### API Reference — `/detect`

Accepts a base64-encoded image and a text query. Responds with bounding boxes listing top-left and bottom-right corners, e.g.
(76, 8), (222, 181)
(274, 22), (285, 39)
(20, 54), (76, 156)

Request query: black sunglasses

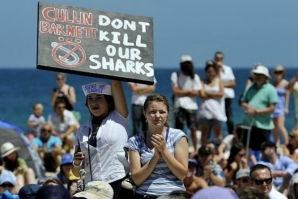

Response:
(253, 178), (272, 185)
(1, 183), (14, 188)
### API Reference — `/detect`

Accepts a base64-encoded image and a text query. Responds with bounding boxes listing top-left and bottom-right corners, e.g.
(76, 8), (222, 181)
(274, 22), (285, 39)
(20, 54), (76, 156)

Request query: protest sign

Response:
(37, 1), (154, 84)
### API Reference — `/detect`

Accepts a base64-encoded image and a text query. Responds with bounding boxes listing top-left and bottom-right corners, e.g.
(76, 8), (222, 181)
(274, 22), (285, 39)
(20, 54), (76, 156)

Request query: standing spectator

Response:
(287, 72), (298, 129)
(215, 51), (236, 135)
(235, 169), (250, 189)
(183, 159), (208, 194)
(128, 78), (156, 135)
(1, 142), (35, 186)
(171, 55), (201, 154)
(48, 99), (78, 152)
(240, 65), (278, 151)
(198, 61), (226, 146)
(195, 146), (225, 187)
(250, 164), (286, 199)
(257, 141), (298, 195)
(271, 65), (289, 146)
(126, 94), (188, 198)
(51, 72), (76, 112)
(26, 103), (45, 142)
(72, 81), (131, 199)
(32, 123), (63, 172)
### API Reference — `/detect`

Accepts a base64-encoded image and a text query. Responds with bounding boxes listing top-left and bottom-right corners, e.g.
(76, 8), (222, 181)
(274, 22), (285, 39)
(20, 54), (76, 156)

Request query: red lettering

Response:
(84, 13), (92, 25)
(42, 7), (55, 22)
(57, 24), (66, 36)
(76, 26), (82, 38)
(39, 21), (50, 33)
(49, 23), (58, 35)
(67, 26), (76, 37)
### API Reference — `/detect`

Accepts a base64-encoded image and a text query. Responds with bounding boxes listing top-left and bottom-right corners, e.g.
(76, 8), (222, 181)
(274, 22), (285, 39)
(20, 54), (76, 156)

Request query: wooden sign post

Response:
(37, 2), (154, 84)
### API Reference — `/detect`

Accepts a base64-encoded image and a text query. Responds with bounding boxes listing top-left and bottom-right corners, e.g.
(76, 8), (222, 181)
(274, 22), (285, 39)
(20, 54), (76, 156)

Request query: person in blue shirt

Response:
(32, 123), (62, 172)
(257, 141), (298, 196)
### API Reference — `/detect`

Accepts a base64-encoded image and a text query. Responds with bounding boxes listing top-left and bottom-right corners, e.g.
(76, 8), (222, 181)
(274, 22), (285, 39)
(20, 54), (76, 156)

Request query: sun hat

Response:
(81, 82), (112, 96)
(18, 184), (41, 199)
(61, 153), (73, 166)
(236, 169), (250, 180)
(191, 186), (239, 199)
(73, 181), (114, 199)
(1, 142), (20, 158)
(35, 185), (71, 199)
(252, 65), (270, 78)
(181, 55), (192, 63)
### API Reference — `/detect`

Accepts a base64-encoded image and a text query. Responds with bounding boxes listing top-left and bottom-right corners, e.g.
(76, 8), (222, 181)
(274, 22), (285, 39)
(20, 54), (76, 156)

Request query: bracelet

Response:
(72, 161), (83, 168)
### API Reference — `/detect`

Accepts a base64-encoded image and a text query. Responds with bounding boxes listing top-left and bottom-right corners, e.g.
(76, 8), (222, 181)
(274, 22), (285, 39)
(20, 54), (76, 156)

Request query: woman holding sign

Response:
(72, 80), (131, 199)
(125, 94), (188, 199)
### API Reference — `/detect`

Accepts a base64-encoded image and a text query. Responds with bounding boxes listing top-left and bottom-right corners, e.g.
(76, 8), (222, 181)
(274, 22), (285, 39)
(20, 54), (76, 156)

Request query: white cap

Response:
(81, 82), (112, 96)
(181, 55), (192, 63)
(73, 181), (114, 199)
(252, 65), (270, 78)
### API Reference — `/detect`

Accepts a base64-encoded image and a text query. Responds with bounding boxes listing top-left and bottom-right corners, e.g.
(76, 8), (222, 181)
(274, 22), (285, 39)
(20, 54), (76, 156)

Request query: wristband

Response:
(72, 161), (83, 168)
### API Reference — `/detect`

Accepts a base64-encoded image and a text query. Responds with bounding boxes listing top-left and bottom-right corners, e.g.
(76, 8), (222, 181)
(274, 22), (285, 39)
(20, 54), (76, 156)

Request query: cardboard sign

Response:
(37, 1), (154, 84)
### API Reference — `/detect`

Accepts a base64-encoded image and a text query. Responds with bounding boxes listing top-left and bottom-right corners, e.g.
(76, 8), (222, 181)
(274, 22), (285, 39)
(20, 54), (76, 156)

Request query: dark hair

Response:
(236, 186), (270, 199)
(227, 143), (245, 166)
(36, 184), (71, 199)
(205, 61), (218, 74)
(180, 61), (195, 79)
(43, 178), (64, 186)
(250, 164), (272, 179)
(3, 152), (19, 172)
(54, 98), (67, 108)
(143, 94), (170, 127)
(85, 95), (115, 118)
(214, 51), (224, 58)
(169, 190), (192, 199)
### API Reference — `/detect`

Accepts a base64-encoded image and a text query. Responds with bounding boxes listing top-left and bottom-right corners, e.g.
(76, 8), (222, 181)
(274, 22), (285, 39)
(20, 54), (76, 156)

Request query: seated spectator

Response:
(0, 170), (16, 194)
(223, 143), (248, 185)
(35, 185), (71, 199)
(235, 169), (250, 189)
(257, 141), (298, 195)
(236, 187), (269, 199)
(26, 103), (45, 142)
(48, 99), (78, 152)
(183, 159), (208, 194)
(191, 186), (238, 199)
(195, 146), (225, 187)
(250, 164), (287, 199)
(18, 184), (41, 199)
(72, 181), (113, 199)
(289, 169), (298, 199)
(1, 142), (35, 186)
(32, 123), (62, 172)
(55, 153), (73, 188)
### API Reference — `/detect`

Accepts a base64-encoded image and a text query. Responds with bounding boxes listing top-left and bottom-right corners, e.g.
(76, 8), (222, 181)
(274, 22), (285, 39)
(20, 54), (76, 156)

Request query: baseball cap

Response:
(0, 170), (16, 186)
(61, 153), (73, 166)
(252, 65), (270, 78)
(191, 186), (239, 199)
(73, 181), (114, 199)
(236, 169), (250, 180)
(260, 141), (276, 151)
(18, 184), (41, 199)
(181, 55), (192, 63)
(198, 146), (213, 156)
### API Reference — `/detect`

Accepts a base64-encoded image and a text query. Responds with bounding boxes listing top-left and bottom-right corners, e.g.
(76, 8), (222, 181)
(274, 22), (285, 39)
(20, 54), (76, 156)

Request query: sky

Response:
(1, 0), (298, 69)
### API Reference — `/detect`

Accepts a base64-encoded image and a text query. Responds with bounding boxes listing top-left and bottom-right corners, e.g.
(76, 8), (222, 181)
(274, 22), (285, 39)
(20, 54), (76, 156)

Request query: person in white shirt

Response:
(215, 52), (236, 135)
(128, 78), (157, 135)
(48, 98), (78, 151)
(250, 164), (287, 199)
(171, 55), (201, 154)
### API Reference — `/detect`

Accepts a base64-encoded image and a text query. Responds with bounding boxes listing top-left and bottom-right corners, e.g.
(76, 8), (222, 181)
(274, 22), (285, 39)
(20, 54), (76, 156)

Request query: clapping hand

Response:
(151, 134), (166, 154)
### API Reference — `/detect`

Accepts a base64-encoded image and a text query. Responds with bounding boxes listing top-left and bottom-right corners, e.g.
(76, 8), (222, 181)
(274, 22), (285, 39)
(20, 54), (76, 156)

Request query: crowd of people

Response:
(1, 52), (298, 199)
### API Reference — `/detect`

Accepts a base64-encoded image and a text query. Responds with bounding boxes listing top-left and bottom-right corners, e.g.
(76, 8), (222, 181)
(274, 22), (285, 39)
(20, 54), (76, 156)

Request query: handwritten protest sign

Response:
(37, 2), (154, 84)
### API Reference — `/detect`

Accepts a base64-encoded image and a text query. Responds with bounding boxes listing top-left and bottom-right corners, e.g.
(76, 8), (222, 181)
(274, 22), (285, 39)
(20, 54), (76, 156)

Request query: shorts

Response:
(174, 107), (197, 131)
(199, 118), (222, 126)
(237, 126), (271, 151)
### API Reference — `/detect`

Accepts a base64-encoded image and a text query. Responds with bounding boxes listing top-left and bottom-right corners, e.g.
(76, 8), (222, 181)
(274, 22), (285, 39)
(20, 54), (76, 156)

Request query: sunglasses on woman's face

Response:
(0, 183), (14, 188)
(274, 70), (283, 75)
(253, 177), (272, 185)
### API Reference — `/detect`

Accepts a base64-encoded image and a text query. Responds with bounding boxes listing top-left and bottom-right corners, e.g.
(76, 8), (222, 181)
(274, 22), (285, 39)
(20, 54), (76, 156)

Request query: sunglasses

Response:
(274, 70), (283, 74)
(253, 178), (272, 185)
(56, 77), (64, 80)
(238, 178), (249, 183)
(0, 183), (14, 188)
(41, 129), (51, 133)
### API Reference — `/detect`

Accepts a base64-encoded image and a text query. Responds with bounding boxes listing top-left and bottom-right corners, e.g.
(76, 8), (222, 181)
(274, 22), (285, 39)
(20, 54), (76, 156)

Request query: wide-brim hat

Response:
(73, 181), (113, 199)
(252, 65), (270, 78)
(1, 142), (20, 158)
(274, 65), (285, 72)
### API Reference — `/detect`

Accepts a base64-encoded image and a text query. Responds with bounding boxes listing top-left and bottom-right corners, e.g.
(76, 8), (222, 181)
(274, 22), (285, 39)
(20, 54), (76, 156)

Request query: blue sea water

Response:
(0, 67), (297, 138)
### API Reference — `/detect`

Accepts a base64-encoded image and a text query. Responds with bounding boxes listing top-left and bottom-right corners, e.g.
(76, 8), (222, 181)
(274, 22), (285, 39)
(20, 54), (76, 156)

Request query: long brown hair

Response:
(143, 94), (170, 127)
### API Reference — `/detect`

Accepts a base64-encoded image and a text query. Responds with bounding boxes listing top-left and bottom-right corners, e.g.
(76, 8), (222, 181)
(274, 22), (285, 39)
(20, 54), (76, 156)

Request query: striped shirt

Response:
(125, 128), (186, 197)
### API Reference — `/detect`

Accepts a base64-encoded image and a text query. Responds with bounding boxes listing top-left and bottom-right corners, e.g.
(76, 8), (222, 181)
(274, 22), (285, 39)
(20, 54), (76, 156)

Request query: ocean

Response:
(0, 67), (297, 138)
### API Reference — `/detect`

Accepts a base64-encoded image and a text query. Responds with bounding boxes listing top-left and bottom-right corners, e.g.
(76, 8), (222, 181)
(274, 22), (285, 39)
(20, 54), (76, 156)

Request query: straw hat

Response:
(274, 65), (285, 72)
(1, 142), (20, 157)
